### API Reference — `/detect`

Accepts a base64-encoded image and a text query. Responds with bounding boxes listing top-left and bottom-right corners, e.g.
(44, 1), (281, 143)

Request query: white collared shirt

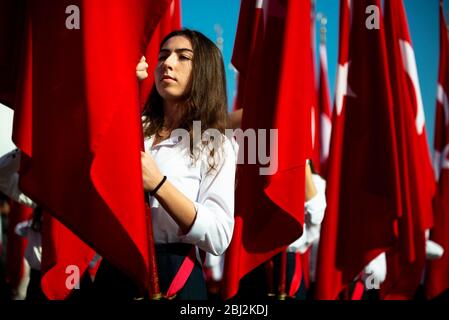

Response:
(15, 220), (42, 270)
(144, 134), (238, 256)
(0, 149), (36, 208)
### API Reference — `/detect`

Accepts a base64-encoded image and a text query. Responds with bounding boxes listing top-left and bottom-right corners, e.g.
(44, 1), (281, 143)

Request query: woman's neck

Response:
(163, 100), (183, 130)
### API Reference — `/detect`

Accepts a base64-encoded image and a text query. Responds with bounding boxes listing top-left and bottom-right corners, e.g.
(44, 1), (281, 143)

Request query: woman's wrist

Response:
(150, 175), (167, 196)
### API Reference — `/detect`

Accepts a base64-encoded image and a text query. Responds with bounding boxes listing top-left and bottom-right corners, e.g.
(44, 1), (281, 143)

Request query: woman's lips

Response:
(161, 75), (176, 82)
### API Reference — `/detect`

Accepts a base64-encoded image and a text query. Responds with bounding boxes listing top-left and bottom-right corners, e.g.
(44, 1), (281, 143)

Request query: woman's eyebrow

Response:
(159, 48), (194, 54)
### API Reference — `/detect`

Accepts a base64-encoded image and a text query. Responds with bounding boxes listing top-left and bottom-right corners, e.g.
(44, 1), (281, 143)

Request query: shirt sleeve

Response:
(287, 231), (307, 253)
(304, 174), (326, 225)
(288, 174), (327, 253)
(0, 149), (36, 208)
(179, 137), (238, 256)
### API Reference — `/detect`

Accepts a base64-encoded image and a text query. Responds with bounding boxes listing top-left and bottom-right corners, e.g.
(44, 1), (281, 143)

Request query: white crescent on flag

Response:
(443, 144), (449, 170)
(434, 145), (449, 181)
(399, 40), (425, 135)
(437, 84), (449, 126)
(434, 86), (449, 181)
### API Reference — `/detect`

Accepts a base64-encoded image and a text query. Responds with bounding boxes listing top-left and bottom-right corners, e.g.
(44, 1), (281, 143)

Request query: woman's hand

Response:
(141, 151), (164, 192)
(305, 161), (317, 201)
(136, 55), (149, 81)
(141, 151), (196, 234)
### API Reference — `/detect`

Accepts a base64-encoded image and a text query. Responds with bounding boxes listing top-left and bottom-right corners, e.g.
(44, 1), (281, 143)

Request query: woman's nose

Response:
(162, 53), (176, 70)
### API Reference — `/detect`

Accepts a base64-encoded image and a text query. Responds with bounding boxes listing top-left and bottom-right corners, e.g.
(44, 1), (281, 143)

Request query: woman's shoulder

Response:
(221, 134), (239, 159)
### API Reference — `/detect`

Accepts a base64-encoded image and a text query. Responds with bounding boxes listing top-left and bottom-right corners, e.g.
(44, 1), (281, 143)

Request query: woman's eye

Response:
(180, 55), (191, 61)
(158, 55), (167, 61)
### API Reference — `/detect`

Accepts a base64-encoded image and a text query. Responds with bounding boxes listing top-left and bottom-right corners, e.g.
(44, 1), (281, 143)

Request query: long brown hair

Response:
(142, 29), (228, 172)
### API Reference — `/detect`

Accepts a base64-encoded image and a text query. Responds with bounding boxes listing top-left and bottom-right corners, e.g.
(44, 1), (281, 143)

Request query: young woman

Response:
(94, 29), (238, 300)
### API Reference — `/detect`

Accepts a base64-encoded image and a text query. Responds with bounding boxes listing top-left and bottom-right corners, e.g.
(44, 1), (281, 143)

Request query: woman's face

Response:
(154, 35), (193, 102)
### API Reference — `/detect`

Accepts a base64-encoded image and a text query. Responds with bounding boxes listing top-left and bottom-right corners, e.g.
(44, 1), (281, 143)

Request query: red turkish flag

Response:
(231, 0), (264, 111)
(382, 0), (435, 300)
(222, 0), (311, 299)
(11, 0), (172, 299)
(139, 0), (181, 110)
(315, 0), (401, 300)
(314, 0), (350, 300)
(425, 1), (449, 299)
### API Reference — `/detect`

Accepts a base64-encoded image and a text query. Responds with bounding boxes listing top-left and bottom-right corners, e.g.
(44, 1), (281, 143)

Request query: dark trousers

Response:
(93, 243), (207, 300)
(25, 269), (94, 301)
(26, 269), (46, 301)
(272, 252), (307, 300)
(233, 252), (307, 301)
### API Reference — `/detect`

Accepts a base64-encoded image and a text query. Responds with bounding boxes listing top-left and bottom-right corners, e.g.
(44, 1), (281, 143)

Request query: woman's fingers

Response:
(136, 56), (149, 80)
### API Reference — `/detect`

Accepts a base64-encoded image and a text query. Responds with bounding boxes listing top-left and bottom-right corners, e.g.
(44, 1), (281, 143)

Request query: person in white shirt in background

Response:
(287, 161), (327, 256)
(0, 149), (38, 300)
(225, 110), (327, 300)
(14, 208), (43, 301)
(360, 229), (444, 299)
(285, 160), (326, 300)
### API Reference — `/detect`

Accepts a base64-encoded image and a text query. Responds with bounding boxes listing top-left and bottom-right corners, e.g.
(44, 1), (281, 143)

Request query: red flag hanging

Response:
(231, 0), (264, 111)
(315, 0), (402, 300)
(12, 0), (172, 299)
(382, 0), (435, 300)
(222, 0), (311, 299)
(139, 0), (182, 110)
(425, 1), (449, 300)
(314, 0), (351, 300)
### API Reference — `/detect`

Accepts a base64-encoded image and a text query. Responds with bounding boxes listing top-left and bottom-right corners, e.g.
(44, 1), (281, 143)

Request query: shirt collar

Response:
(146, 134), (183, 149)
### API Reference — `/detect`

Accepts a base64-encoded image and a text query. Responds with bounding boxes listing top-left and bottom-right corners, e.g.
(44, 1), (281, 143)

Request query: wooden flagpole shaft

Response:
(141, 130), (161, 299)
(278, 251), (287, 300)
(144, 195), (161, 299)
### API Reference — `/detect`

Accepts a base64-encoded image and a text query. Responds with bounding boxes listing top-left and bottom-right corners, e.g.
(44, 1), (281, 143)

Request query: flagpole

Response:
(318, 14), (327, 45)
(144, 194), (162, 299)
(277, 251), (288, 300)
(214, 23), (224, 52)
(141, 130), (161, 299)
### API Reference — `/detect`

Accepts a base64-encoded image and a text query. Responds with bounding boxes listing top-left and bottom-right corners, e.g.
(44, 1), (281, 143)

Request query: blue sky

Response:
(182, 0), (241, 107)
(182, 0), (448, 153)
